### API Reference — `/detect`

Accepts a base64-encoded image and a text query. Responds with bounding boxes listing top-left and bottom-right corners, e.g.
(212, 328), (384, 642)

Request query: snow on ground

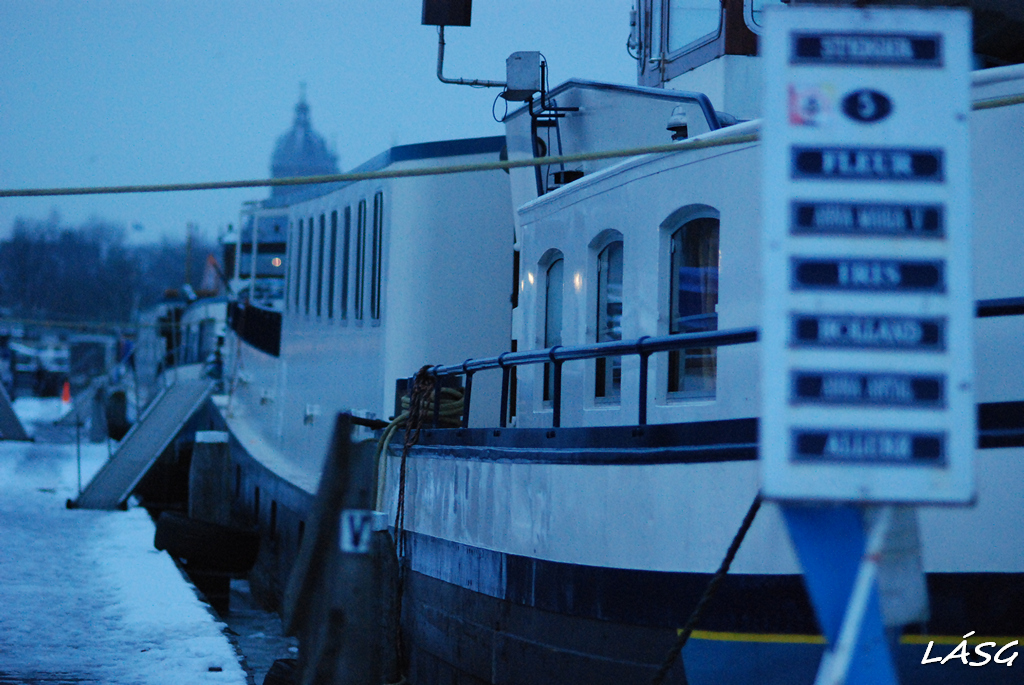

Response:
(0, 398), (246, 684)
(10, 396), (71, 426)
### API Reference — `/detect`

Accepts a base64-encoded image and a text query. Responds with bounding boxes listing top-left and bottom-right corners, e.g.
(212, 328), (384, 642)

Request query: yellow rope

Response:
(973, 92), (1024, 111)
(0, 135), (762, 198)
(1, 90), (1018, 199)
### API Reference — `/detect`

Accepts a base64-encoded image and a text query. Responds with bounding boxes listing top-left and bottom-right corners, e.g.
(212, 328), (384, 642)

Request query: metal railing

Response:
(425, 327), (759, 429)
(418, 295), (1024, 430)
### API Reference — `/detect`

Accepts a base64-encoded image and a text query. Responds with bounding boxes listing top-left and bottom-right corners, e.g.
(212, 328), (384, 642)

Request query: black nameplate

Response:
(791, 202), (943, 238)
(793, 429), (945, 464)
(792, 147), (943, 182)
(792, 314), (945, 350)
(791, 32), (942, 66)
(792, 371), (944, 407)
(791, 258), (944, 293)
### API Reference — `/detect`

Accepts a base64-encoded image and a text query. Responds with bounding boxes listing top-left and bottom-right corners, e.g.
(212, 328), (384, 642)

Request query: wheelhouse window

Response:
(668, 216), (719, 396)
(370, 192), (384, 322)
(745, 0), (785, 32)
(327, 211), (338, 319)
(354, 200), (367, 321)
(642, 0), (721, 76)
(595, 239), (623, 402)
(638, 0), (756, 87)
(542, 253), (564, 404)
(667, 0), (721, 53)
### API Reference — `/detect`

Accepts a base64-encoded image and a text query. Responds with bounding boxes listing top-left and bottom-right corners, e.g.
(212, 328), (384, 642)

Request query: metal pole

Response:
(461, 369), (473, 429)
(499, 360), (510, 428)
(552, 360), (562, 428)
(638, 336), (651, 426)
(76, 419), (82, 496)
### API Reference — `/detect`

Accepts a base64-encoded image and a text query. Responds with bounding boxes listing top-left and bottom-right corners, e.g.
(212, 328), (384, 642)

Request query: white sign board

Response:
(760, 6), (974, 503)
(339, 509), (388, 553)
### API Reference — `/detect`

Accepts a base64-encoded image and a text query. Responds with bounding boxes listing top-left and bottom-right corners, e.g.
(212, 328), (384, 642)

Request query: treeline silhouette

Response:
(0, 214), (216, 324)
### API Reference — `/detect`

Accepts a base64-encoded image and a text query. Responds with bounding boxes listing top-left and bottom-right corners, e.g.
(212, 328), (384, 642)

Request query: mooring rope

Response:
(372, 366), (464, 682)
(650, 494), (763, 685)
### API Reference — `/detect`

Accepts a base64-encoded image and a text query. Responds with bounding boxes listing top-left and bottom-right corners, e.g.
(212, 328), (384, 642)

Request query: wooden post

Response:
(282, 413), (400, 685)
(189, 430), (232, 525)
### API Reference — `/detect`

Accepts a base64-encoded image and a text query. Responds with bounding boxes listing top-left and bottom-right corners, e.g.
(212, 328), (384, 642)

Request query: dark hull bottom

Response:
(405, 570), (1021, 685)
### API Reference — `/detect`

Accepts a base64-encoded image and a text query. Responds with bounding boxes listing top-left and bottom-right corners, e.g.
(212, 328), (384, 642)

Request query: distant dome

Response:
(270, 91), (339, 199)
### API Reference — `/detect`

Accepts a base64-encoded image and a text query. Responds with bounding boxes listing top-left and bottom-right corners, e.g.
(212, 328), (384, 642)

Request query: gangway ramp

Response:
(74, 380), (214, 510)
(0, 382), (30, 441)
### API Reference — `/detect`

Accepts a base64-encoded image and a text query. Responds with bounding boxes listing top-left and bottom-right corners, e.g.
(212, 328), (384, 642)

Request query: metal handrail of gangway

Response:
(421, 296), (1024, 430)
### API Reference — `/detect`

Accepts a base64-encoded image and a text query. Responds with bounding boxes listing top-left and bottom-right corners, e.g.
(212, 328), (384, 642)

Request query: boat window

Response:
(595, 240), (623, 401)
(327, 210), (338, 319)
(294, 221), (304, 312)
(542, 253), (564, 403)
(645, 0), (722, 61)
(354, 200), (367, 321)
(667, 0), (721, 53)
(340, 206), (351, 321)
(745, 0), (784, 32)
(668, 215), (719, 396)
(370, 192), (384, 322)
(304, 217), (314, 315)
(284, 221), (293, 312)
(640, 0), (743, 87)
(316, 214), (326, 317)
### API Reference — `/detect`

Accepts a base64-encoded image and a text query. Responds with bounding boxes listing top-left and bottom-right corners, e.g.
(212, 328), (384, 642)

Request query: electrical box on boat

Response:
(760, 6), (974, 503)
(504, 51), (542, 102)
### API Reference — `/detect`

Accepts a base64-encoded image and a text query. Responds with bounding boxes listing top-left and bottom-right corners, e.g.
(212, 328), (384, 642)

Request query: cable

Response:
(650, 494), (763, 685)
(492, 90), (509, 123)
(3, 86), (1020, 200)
(0, 133), (760, 198)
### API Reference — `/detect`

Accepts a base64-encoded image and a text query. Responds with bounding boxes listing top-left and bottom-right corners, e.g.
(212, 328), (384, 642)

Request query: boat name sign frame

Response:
(760, 6), (974, 503)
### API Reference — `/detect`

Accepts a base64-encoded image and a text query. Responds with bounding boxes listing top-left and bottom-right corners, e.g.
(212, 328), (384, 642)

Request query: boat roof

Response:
(504, 79), (721, 129)
(260, 135), (505, 208)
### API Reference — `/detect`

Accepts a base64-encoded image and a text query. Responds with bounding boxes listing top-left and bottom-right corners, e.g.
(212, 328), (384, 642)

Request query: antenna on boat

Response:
(421, 0), (506, 89)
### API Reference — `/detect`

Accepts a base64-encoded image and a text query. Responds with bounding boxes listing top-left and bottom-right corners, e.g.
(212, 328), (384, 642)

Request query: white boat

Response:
(179, 2), (1024, 683)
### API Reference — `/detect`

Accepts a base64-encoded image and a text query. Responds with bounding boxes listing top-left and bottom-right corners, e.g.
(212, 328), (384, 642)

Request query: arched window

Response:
(596, 239), (624, 401)
(542, 252), (564, 403)
(668, 214), (719, 396)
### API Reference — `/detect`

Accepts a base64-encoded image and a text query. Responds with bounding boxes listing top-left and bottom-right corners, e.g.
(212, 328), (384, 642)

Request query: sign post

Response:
(760, 5), (973, 683)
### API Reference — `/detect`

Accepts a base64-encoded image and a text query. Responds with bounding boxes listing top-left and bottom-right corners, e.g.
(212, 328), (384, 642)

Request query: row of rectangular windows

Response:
(285, 192), (384, 322)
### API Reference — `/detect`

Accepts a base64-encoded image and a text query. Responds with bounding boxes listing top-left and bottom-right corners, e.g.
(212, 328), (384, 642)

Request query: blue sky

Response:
(0, 1), (636, 243)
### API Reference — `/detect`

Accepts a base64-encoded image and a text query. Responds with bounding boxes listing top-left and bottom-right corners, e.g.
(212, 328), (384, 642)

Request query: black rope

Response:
(650, 494), (763, 685)
(391, 365), (437, 678)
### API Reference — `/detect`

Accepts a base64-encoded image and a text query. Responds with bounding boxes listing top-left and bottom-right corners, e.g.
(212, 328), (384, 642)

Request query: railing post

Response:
(461, 363), (473, 429)
(637, 336), (650, 426)
(550, 346), (563, 428)
(433, 373), (442, 428)
(498, 353), (510, 428)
